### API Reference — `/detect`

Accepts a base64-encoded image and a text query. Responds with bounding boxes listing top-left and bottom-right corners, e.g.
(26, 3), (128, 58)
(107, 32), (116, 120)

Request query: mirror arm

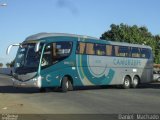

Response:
(6, 44), (20, 55)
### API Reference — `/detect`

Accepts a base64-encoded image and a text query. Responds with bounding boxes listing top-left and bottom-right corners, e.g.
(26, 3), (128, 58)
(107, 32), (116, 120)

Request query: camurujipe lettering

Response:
(113, 58), (141, 66)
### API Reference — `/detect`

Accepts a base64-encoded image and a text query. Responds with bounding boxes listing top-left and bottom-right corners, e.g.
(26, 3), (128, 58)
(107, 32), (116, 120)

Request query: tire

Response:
(68, 80), (73, 91)
(131, 76), (139, 88)
(61, 77), (73, 92)
(122, 76), (131, 89)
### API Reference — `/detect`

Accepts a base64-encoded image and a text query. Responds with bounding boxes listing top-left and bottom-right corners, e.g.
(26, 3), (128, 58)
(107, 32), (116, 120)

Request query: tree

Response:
(6, 59), (15, 68)
(154, 35), (160, 63)
(100, 23), (159, 63)
(10, 59), (15, 67)
(6, 63), (10, 68)
(0, 63), (3, 68)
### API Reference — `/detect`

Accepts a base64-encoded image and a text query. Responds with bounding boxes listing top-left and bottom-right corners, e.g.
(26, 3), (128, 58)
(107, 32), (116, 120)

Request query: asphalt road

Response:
(0, 74), (160, 115)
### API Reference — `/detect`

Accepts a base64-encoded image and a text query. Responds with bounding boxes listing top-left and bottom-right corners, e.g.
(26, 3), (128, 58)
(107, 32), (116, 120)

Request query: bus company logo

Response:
(46, 74), (51, 82)
(2, 114), (18, 120)
(113, 58), (141, 66)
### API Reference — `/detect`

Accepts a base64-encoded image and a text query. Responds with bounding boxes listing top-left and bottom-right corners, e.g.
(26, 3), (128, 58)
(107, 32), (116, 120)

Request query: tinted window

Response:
(41, 41), (72, 68)
(106, 45), (112, 56)
(76, 42), (113, 56)
(131, 47), (140, 58)
(76, 42), (95, 55)
(114, 46), (130, 57)
(95, 44), (106, 56)
(76, 42), (86, 54)
(141, 48), (151, 59)
(86, 43), (95, 55)
(54, 42), (72, 57)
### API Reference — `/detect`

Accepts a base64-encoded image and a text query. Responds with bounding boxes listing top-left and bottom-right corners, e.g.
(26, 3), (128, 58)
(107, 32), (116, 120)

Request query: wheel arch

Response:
(123, 75), (132, 83)
(61, 74), (74, 85)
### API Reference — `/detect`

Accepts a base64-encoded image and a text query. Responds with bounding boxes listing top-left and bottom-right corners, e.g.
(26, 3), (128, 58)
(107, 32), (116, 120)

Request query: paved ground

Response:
(0, 74), (160, 115)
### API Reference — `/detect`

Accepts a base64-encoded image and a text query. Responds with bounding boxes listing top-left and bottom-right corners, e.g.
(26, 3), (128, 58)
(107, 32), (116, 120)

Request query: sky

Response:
(0, 0), (160, 67)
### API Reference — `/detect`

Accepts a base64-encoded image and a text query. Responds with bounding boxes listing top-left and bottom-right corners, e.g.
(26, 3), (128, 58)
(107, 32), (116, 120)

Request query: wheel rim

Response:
(124, 79), (130, 87)
(66, 81), (69, 89)
(133, 78), (138, 85)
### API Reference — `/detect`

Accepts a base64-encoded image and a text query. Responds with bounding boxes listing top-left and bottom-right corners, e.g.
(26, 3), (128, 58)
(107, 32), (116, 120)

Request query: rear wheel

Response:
(61, 77), (73, 92)
(122, 76), (131, 89)
(132, 76), (139, 88)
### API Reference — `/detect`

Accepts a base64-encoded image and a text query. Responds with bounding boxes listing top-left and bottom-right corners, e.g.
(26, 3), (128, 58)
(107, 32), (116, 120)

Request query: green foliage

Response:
(100, 23), (160, 63)
(6, 59), (15, 68)
(10, 59), (15, 67)
(6, 63), (10, 68)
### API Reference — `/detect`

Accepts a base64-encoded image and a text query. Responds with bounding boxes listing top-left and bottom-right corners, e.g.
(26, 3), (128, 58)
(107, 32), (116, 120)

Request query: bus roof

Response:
(25, 32), (99, 41)
(24, 32), (151, 49)
(106, 41), (151, 49)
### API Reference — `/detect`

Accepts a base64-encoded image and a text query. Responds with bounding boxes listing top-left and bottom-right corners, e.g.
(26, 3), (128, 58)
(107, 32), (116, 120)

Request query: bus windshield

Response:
(14, 43), (43, 74)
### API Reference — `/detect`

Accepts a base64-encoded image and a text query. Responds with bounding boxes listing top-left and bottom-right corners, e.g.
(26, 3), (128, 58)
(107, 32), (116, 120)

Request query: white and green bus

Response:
(7, 33), (153, 92)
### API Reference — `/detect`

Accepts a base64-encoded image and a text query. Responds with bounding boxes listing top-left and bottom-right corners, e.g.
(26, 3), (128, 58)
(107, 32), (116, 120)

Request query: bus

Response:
(7, 33), (153, 92)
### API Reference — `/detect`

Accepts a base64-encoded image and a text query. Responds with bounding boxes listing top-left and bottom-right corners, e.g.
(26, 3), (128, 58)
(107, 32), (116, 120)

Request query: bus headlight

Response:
(33, 76), (42, 88)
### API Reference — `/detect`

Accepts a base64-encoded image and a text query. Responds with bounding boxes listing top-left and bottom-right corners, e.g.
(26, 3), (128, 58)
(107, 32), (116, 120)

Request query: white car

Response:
(153, 71), (160, 82)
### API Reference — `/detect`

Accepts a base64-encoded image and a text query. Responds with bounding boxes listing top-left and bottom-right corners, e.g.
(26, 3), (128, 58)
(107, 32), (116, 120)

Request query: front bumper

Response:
(12, 76), (42, 88)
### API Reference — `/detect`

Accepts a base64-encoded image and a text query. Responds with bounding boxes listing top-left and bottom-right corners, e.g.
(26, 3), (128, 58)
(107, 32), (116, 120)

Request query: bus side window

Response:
(86, 43), (95, 55)
(106, 45), (112, 56)
(114, 46), (119, 56)
(118, 46), (130, 57)
(54, 42), (72, 59)
(131, 47), (141, 58)
(141, 48), (151, 59)
(114, 46), (130, 57)
(77, 42), (86, 54)
(95, 44), (106, 56)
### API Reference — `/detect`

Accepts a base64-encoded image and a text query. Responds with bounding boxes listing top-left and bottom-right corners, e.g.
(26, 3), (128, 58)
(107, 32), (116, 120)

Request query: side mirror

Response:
(35, 42), (41, 52)
(6, 44), (20, 55)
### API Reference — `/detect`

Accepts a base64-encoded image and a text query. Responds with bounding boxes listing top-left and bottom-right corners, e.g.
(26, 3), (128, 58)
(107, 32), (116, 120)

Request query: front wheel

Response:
(61, 77), (73, 92)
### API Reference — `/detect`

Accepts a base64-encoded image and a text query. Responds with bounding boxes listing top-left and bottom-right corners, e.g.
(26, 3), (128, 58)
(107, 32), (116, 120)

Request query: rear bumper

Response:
(12, 76), (42, 88)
